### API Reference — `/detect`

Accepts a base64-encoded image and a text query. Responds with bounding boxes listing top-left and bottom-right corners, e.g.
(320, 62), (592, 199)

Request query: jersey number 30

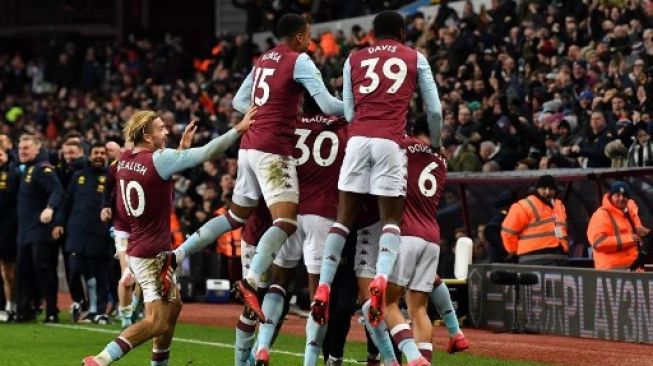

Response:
(119, 179), (145, 217)
(418, 162), (439, 197)
(294, 129), (339, 167)
(359, 57), (407, 94)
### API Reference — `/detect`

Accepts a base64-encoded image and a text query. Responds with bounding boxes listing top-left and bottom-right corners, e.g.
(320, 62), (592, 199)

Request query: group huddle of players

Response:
(82, 10), (468, 366)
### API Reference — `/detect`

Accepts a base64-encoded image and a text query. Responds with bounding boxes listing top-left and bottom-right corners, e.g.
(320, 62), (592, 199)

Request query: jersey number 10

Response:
(119, 179), (146, 217)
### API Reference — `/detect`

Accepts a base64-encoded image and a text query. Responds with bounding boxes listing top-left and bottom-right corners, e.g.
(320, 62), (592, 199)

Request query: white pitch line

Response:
(46, 323), (360, 364)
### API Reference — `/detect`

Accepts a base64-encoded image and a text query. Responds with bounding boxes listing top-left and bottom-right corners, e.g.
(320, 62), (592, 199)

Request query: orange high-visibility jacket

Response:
(214, 207), (242, 257)
(587, 194), (643, 270)
(501, 194), (569, 255)
(170, 212), (184, 250)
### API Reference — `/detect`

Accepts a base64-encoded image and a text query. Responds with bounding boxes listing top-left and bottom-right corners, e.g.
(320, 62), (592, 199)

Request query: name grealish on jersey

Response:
(117, 160), (148, 176)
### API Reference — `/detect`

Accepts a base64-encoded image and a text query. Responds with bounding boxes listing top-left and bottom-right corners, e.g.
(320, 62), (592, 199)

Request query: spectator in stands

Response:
(501, 175), (569, 266)
(627, 123), (653, 166)
(563, 111), (614, 167)
(443, 137), (481, 172)
(587, 181), (650, 271)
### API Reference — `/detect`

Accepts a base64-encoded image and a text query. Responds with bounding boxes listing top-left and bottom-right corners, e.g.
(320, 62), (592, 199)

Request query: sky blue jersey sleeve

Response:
(342, 56), (354, 122)
(417, 52), (443, 148)
(232, 70), (253, 114)
(293, 53), (344, 116)
(153, 128), (239, 180)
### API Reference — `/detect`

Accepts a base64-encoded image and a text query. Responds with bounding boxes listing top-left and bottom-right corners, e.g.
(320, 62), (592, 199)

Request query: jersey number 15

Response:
(251, 67), (275, 106)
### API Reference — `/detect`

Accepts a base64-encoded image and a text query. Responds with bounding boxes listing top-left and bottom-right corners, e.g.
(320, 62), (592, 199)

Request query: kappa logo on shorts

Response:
(361, 238), (370, 245)
(308, 340), (319, 347)
(380, 247), (390, 253)
(326, 254), (338, 262)
(358, 260), (368, 266)
(360, 249), (369, 255)
(361, 229), (370, 235)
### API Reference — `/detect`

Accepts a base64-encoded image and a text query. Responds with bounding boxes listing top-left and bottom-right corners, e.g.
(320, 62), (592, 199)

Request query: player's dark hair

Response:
(90, 142), (106, 151)
(410, 115), (430, 137)
(277, 14), (307, 39)
(373, 11), (406, 41)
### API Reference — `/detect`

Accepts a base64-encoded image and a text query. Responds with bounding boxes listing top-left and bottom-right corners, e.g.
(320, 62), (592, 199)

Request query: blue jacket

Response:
(0, 161), (18, 249)
(17, 156), (64, 246)
(58, 166), (113, 257)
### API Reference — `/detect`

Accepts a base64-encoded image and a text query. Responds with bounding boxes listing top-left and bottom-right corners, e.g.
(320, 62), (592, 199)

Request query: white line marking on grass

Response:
(46, 323), (359, 363)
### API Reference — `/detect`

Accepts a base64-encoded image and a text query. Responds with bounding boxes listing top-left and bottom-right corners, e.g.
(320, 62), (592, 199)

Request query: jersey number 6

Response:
(418, 162), (439, 197)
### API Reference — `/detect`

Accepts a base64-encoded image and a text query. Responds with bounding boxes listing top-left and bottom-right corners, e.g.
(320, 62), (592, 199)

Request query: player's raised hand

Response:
(100, 207), (113, 222)
(235, 105), (258, 133)
(178, 120), (198, 150)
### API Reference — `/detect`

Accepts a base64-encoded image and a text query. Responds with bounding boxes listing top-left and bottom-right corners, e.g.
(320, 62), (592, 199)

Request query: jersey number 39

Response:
(359, 57), (407, 94)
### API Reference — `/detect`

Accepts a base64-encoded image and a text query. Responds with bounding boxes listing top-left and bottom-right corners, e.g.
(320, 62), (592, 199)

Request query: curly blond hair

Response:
(123, 110), (157, 144)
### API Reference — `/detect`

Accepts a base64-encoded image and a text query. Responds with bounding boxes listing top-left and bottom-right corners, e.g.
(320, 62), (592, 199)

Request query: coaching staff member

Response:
(15, 134), (64, 323)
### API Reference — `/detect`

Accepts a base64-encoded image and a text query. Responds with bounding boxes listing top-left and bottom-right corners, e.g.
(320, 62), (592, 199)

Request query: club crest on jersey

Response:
(367, 44), (397, 54)
(261, 51), (281, 62)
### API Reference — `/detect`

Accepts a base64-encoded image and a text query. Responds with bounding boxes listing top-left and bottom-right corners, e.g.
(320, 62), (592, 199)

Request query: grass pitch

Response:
(0, 314), (551, 366)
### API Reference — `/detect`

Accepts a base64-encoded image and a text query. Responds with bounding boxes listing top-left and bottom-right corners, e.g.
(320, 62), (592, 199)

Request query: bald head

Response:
(105, 141), (122, 161)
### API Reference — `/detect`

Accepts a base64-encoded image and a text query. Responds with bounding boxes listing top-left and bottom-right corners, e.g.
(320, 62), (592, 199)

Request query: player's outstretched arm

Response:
(294, 53), (344, 116)
(153, 107), (257, 180)
(233, 70), (254, 114)
(342, 56), (354, 122)
(417, 53), (443, 148)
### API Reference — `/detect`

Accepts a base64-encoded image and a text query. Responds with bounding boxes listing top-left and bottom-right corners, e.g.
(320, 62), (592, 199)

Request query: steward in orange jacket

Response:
(587, 181), (650, 270)
(501, 175), (569, 265)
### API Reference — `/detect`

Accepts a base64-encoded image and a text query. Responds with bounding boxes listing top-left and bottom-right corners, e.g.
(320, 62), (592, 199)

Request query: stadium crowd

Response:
(0, 0), (652, 324)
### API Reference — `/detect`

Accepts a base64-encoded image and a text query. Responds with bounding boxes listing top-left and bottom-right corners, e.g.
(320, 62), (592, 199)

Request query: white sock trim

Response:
(273, 217), (298, 226)
(118, 336), (133, 349)
(228, 209), (247, 224)
(269, 284), (287, 296)
(389, 323), (411, 336)
(417, 342), (432, 351)
(152, 348), (170, 353)
(239, 315), (258, 326)
(332, 222), (350, 234)
(382, 224), (400, 233)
